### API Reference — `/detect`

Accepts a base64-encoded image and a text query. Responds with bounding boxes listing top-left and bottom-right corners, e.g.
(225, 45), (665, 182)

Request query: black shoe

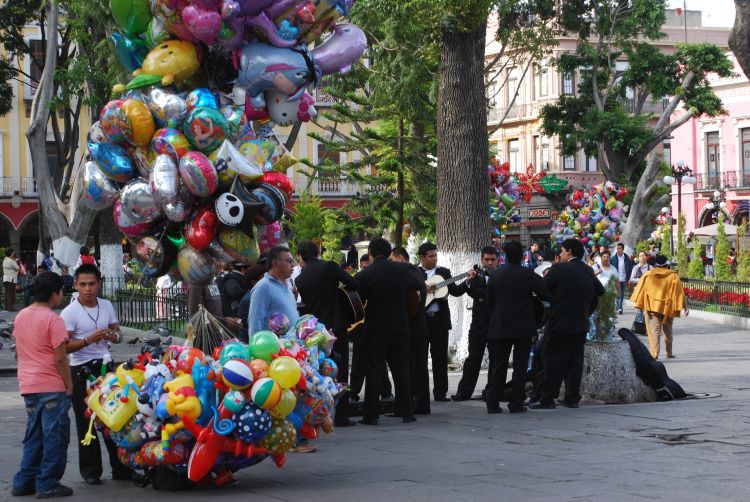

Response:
(414, 408), (431, 415)
(450, 394), (470, 401)
(402, 416), (417, 423)
(83, 478), (101, 486)
(334, 418), (357, 427)
(529, 402), (556, 410)
(618, 309), (624, 315)
(486, 406), (503, 414)
(481, 390), (488, 402)
(385, 412), (404, 418)
(36, 485), (73, 499)
(112, 471), (133, 481)
(434, 395), (450, 402)
(562, 402), (580, 409)
(359, 418), (378, 425)
(508, 405), (528, 413)
(11, 486), (34, 496)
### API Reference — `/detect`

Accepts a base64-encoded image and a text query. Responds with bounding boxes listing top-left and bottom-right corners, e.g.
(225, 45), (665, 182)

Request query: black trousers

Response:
(410, 320), (430, 414)
(331, 329), (352, 423)
(486, 338), (532, 408)
(426, 316), (449, 399)
(363, 332), (413, 422)
(539, 332), (587, 405)
(71, 360), (131, 481)
(455, 321), (492, 398)
(350, 336), (392, 398)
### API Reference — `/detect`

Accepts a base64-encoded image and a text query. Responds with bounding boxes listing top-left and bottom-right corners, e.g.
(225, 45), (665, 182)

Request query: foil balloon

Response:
(266, 90), (317, 126)
(82, 161), (120, 210)
(149, 154), (180, 204)
(114, 200), (152, 238)
(163, 185), (195, 223)
(238, 140), (274, 172)
(218, 226), (260, 264)
(185, 207), (219, 250)
(220, 105), (248, 143)
(181, 5), (222, 45)
(100, 99), (127, 144)
(179, 151), (218, 197)
(111, 32), (149, 74)
(186, 88), (218, 112)
(122, 98), (156, 147)
(88, 141), (134, 183)
(207, 238), (234, 262)
(144, 17), (169, 48)
(129, 146), (154, 177)
(177, 245), (214, 285)
(257, 221), (283, 254)
(110, 0), (152, 35)
(252, 184), (286, 225)
(147, 88), (187, 129)
(119, 178), (163, 223)
(310, 24), (368, 76)
(130, 40), (201, 88)
(183, 106), (228, 152)
(259, 171), (293, 201)
(267, 312), (289, 336)
(88, 121), (106, 144)
(151, 128), (190, 160)
(210, 140), (263, 186)
(135, 235), (175, 277)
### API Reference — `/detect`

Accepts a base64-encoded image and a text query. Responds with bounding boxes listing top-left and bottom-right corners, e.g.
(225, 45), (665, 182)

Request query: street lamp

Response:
(705, 189), (727, 222)
(660, 207), (674, 256)
(663, 159), (696, 227)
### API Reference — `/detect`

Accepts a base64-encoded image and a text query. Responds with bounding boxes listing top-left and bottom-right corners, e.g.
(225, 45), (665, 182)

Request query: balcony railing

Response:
(0, 177), (38, 197)
(621, 97), (669, 115)
(696, 171), (750, 191)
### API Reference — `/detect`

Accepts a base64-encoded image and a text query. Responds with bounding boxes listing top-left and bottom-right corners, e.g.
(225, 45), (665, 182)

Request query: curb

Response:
(688, 309), (750, 330)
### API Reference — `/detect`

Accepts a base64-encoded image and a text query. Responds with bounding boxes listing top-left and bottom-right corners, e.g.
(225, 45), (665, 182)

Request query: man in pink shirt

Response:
(12, 272), (74, 499)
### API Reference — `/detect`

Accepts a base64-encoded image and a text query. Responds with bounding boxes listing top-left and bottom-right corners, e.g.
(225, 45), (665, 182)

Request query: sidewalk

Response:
(0, 308), (748, 501)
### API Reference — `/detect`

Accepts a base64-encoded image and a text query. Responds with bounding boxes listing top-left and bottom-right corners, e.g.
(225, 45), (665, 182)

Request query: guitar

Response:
(338, 288), (365, 326)
(424, 265), (486, 306)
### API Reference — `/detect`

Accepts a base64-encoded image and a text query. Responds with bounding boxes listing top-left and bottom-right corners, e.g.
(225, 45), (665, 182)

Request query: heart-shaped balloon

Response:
(185, 207), (218, 250)
(110, 0), (152, 35)
(181, 6), (222, 45)
(147, 88), (188, 129)
(149, 154), (180, 204)
(82, 161), (120, 210)
(259, 171), (293, 201)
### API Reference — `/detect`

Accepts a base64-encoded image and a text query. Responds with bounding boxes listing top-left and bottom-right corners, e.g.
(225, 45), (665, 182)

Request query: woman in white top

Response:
(629, 251), (653, 285)
(3, 248), (21, 311)
(593, 250), (617, 286)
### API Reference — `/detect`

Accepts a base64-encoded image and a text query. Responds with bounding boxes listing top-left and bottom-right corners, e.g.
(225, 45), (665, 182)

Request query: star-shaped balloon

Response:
(514, 163), (546, 203)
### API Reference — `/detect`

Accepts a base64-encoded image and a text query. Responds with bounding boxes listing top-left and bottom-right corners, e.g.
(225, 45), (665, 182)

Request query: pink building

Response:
(669, 52), (750, 231)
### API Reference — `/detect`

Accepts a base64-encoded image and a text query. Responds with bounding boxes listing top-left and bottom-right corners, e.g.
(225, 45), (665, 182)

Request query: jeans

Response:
(615, 281), (626, 310)
(13, 392), (71, 493)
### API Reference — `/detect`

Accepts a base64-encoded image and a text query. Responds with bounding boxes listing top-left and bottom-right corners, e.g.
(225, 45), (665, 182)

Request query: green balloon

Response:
(110, 0), (152, 36)
(220, 342), (251, 365)
(249, 331), (281, 363)
(165, 228), (185, 249)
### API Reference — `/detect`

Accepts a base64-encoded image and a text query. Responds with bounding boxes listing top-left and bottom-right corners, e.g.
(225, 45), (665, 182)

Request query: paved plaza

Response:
(0, 310), (748, 501)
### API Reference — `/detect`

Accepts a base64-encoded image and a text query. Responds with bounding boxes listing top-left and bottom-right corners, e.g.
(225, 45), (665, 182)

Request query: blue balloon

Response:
(232, 403), (272, 442)
(186, 88), (218, 112)
(88, 140), (133, 183)
(111, 32), (149, 73)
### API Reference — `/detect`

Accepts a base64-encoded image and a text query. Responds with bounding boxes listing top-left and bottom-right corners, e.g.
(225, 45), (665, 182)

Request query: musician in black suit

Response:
(452, 246), (500, 401)
(295, 241), (360, 427)
(531, 238), (605, 409)
(417, 242), (472, 402)
(355, 238), (423, 424)
(389, 246), (430, 415)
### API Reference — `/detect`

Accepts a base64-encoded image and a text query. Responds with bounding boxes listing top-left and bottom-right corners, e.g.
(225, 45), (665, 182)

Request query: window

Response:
(706, 132), (720, 189)
(507, 139), (520, 171)
(534, 135), (550, 170)
(562, 72), (574, 95)
(583, 152), (598, 172)
(535, 64), (548, 98)
(662, 140), (672, 167)
(742, 129), (750, 187)
(486, 73), (501, 122)
(26, 39), (44, 101)
(316, 143), (341, 193)
(563, 154), (576, 171)
(506, 68), (519, 118)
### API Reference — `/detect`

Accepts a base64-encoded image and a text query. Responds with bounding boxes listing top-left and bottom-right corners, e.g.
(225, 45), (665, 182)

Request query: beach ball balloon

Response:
(251, 377), (282, 410)
(268, 356), (301, 390)
(222, 358), (254, 390)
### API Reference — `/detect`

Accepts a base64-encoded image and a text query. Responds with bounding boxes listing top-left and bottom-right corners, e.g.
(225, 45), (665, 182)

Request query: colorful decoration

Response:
(513, 163), (546, 203)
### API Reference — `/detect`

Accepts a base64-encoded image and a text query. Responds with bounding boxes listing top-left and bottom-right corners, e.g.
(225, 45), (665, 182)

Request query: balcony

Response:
(487, 103), (536, 123)
(621, 97), (669, 115)
(695, 171), (750, 191)
(0, 177), (38, 197)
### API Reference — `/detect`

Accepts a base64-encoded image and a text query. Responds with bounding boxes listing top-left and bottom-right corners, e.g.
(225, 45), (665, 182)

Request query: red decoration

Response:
(514, 163), (546, 203)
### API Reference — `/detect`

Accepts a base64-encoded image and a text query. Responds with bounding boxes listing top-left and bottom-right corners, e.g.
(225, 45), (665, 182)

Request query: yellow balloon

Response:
(268, 356), (302, 390)
(270, 388), (297, 418)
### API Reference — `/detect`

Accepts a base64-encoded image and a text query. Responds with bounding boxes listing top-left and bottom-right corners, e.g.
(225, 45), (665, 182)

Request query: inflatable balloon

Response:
(82, 161), (120, 210)
(222, 359), (254, 390)
(268, 356), (301, 390)
(183, 106), (228, 152)
(259, 417), (295, 455)
(129, 40), (201, 89)
(114, 200), (152, 238)
(134, 235), (175, 277)
(177, 245), (215, 285)
(119, 178), (163, 223)
(250, 377), (282, 410)
(151, 128), (191, 160)
(249, 331), (281, 362)
(186, 88), (218, 112)
(110, 0), (152, 35)
(259, 171), (294, 200)
(147, 88), (187, 129)
(233, 403), (272, 443)
(217, 226), (260, 263)
(149, 154), (180, 204)
(122, 98), (156, 147)
(220, 342), (251, 364)
(179, 151), (218, 197)
(185, 207), (219, 250)
(210, 140), (264, 185)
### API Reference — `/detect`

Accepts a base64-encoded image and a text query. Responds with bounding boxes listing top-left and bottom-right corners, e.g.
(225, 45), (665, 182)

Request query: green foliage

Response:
(635, 239), (650, 256)
(594, 280), (617, 341)
(676, 213), (689, 276)
(321, 210), (347, 263)
(714, 214), (732, 281)
(661, 223), (672, 261)
(687, 238), (705, 279)
(737, 221), (750, 283)
(286, 192), (325, 254)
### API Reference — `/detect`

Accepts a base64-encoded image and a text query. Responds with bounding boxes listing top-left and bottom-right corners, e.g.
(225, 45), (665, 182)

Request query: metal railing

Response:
(681, 278), (750, 318)
(0, 177), (38, 197)
(103, 278), (188, 333)
(720, 170), (750, 189)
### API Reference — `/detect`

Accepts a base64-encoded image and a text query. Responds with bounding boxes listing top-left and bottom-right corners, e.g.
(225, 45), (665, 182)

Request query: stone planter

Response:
(580, 339), (658, 404)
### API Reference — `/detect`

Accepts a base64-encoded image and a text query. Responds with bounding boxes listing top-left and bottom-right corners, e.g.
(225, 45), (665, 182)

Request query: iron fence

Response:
(681, 278), (750, 318)
(103, 278), (188, 333)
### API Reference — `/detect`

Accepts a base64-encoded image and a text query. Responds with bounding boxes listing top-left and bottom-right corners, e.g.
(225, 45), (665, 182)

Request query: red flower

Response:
(514, 163), (546, 203)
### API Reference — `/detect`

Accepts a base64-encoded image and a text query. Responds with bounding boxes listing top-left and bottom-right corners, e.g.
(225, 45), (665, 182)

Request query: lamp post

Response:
(663, 159), (696, 228)
(660, 206), (674, 256)
(704, 189), (727, 223)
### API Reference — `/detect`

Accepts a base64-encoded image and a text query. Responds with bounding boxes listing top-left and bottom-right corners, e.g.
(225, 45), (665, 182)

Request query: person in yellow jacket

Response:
(630, 255), (689, 359)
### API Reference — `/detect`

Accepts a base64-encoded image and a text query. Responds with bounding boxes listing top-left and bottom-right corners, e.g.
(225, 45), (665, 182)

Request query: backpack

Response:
(80, 255), (96, 266)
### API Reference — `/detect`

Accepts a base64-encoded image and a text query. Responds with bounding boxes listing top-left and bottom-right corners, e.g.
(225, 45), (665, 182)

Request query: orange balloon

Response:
(249, 359), (269, 381)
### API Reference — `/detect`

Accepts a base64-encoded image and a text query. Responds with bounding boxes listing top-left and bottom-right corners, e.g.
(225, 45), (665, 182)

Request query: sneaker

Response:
(36, 485), (73, 499)
(618, 309), (624, 315)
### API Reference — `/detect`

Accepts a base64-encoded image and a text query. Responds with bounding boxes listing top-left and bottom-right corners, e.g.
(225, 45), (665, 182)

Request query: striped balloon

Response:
(250, 377), (282, 410)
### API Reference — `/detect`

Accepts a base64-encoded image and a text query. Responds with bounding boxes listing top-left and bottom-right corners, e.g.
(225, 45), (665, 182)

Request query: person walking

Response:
(593, 250), (617, 287)
(630, 255), (688, 359)
(610, 243), (634, 314)
(485, 241), (551, 414)
(3, 248), (21, 311)
(60, 264), (132, 484)
(531, 239), (605, 409)
(12, 272), (74, 498)
(248, 246), (299, 335)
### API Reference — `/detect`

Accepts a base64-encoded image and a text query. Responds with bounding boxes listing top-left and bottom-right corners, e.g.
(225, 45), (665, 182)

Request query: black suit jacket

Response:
(421, 266), (469, 331)
(295, 258), (359, 331)
(356, 257), (423, 337)
(487, 263), (551, 340)
(465, 274), (493, 337)
(543, 258), (605, 335)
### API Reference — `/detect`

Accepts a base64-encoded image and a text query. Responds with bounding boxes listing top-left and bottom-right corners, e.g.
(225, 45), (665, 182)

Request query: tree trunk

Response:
(395, 117), (405, 247)
(730, 0), (750, 79)
(437, 24), (491, 359)
(620, 156), (670, 253)
(98, 210), (124, 294)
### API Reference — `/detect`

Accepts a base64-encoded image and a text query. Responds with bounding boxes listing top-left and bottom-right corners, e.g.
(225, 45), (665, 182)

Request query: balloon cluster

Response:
(84, 314), (343, 485)
(488, 158), (521, 238)
(551, 181), (629, 249)
(86, 0), (368, 284)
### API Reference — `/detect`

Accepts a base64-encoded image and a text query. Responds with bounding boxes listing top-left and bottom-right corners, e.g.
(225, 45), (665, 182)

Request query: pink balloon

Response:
(182, 5), (222, 45)
(258, 221), (283, 253)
